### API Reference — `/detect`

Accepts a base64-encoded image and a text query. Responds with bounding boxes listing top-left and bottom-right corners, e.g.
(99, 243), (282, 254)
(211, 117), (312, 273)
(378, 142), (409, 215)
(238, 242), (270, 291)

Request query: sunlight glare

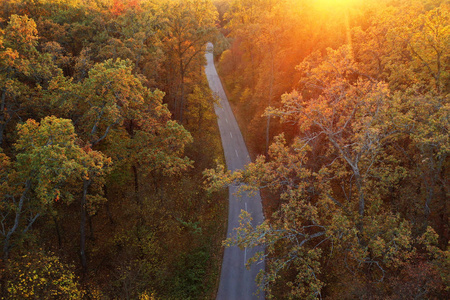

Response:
(317, 0), (357, 7)
(313, 0), (359, 11)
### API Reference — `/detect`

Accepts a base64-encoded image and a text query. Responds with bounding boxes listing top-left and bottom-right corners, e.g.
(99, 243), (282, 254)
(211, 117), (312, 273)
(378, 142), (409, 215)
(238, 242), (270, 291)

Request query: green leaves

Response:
(134, 119), (193, 176)
(15, 116), (82, 205)
(78, 59), (144, 144)
(0, 116), (111, 259)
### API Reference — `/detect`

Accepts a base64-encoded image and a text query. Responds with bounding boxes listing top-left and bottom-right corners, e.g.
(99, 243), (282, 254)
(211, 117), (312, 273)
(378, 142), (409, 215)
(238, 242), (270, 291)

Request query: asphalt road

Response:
(205, 43), (265, 300)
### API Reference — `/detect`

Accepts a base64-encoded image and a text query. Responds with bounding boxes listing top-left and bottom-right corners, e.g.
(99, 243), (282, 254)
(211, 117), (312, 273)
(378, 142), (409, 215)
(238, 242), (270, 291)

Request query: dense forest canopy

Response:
(0, 0), (448, 299)
(0, 0), (226, 299)
(207, 0), (450, 299)
(208, 0), (449, 299)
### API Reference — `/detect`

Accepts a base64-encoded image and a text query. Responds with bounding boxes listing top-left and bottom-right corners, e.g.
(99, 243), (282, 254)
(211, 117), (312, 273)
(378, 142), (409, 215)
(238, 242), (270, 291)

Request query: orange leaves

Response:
(0, 48), (19, 67)
(4, 15), (38, 50)
(110, 0), (142, 17)
(110, 0), (125, 16)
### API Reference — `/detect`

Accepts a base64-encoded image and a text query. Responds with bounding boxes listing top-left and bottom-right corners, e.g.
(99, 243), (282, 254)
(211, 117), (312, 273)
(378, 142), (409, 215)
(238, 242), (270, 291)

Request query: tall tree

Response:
(160, 0), (218, 122)
(0, 116), (107, 260)
(0, 14), (58, 146)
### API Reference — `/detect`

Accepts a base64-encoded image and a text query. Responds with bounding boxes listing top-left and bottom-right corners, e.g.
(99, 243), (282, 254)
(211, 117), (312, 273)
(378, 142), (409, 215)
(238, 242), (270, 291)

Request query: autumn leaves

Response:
(208, 0), (449, 298)
(1, 1), (226, 298)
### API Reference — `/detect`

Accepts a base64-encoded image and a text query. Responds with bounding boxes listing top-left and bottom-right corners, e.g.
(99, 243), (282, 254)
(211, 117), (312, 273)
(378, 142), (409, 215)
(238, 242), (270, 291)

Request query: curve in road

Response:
(205, 43), (265, 300)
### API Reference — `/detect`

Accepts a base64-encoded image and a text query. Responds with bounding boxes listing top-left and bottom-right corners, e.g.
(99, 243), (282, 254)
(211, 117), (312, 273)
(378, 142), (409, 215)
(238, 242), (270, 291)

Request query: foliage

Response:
(3, 250), (83, 299)
(0, 0), (225, 298)
(207, 1), (449, 297)
(159, 0), (219, 122)
(1, 116), (107, 261)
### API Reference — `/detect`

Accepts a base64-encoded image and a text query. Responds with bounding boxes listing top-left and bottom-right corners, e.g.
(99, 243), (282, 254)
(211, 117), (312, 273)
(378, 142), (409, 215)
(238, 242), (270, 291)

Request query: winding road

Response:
(205, 43), (265, 299)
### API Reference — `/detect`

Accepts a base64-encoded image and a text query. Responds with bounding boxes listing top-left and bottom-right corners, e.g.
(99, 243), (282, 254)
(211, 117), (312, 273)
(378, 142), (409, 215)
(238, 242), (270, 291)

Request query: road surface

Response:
(205, 43), (265, 300)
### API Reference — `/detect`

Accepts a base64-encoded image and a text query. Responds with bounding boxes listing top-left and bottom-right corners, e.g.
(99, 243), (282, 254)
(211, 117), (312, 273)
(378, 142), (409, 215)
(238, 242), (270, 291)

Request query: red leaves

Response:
(110, 0), (141, 17)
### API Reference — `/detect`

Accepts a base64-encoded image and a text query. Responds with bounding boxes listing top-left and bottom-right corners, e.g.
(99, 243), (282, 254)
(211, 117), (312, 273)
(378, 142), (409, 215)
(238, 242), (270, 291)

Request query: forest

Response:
(0, 0), (226, 299)
(0, 0), (448, 299)
(209, 0), (449, 299)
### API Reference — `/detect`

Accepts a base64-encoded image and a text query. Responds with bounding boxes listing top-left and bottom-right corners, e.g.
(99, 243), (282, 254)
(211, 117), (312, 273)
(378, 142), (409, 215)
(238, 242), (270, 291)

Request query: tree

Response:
(78, 145), (111, 274)
(160, 0), (218, 122)
(350, 0), (449, 239)
(404, 4), (449, 94)
(66, 58), (193, 196)
(352, 1), (449, 94)
(205, 45), (448, 298)
(1, 116), (93, 260)
(0, 15), (37, 146)
(0, 1), (225, 298)
(218, 0), (355, 155)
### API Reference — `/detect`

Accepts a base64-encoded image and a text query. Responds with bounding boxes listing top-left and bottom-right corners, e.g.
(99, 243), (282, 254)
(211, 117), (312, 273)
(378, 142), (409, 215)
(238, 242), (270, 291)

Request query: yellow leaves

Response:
(362, 214), (415, 268)
(407, 4), (450, 92)
(134, 117), (193, 177)
(419, 226), (440, 248)
(408, 93), (450, 159)
(5, 15), (38, 49)
(16, 116), (76, 151)
(77, 58), (161, 145)
(139, 292), (157, 300)
(10, 116), (111, 207)
(359, 1), (450, 93)
(5, 251), (83, 299)
(185, 84), (216, 132)
(203, 163), (232, 192)
(217, 1), (449, 298)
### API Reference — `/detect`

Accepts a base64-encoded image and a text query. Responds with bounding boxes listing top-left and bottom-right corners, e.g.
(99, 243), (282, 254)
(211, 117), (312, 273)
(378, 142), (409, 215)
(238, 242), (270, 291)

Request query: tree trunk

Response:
(3, 180), (31, 261)
(88, 215), (94, 241)
(357, 175), (365, 218)
(80, 179), (91, 274)
(265, 48), (275, 154)
(133, 165), (140, 204)
(179, 67), (185, 123)
(356, 173), (366, 245)
(0, 88), (7, 147)
(53, 215), (62, 249)
(104, 186), (115, 225)
(424, 184), (433, 222)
